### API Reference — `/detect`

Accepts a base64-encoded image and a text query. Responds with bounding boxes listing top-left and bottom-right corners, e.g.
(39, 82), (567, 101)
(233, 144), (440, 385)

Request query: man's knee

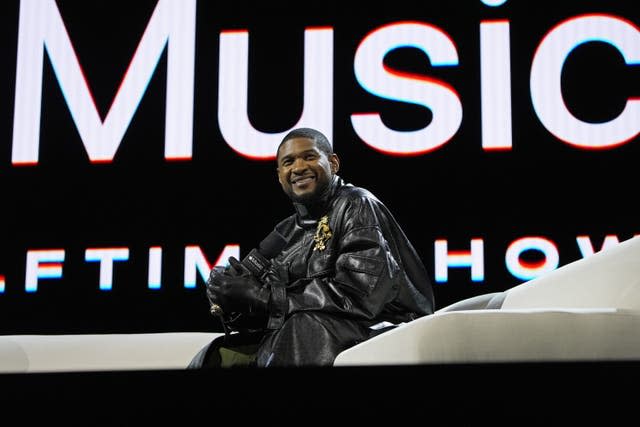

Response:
(257, 312), (369, 367)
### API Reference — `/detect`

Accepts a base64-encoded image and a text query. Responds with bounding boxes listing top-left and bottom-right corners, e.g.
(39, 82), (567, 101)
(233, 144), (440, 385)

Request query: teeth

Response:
(293, 177), (312, 184)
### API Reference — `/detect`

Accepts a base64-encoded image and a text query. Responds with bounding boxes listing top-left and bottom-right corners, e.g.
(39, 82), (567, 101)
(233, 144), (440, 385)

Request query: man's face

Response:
(277, 137), (339, 203)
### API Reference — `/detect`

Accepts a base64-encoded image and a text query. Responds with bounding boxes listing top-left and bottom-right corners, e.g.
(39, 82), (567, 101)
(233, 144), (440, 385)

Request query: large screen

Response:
(1, 0), (638, 334)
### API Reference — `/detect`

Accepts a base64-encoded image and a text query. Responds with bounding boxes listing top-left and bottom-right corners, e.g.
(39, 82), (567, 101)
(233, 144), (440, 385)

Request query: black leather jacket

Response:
(264, 176), (434, 331)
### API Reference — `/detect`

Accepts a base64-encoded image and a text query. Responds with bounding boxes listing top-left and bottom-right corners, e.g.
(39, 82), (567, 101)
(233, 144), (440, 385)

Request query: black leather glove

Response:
(206, 266), (228, 312)
(206, 257), (271, 315)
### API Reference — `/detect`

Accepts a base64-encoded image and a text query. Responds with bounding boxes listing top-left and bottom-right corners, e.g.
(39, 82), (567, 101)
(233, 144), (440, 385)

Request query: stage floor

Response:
(1, 361), (637, 423)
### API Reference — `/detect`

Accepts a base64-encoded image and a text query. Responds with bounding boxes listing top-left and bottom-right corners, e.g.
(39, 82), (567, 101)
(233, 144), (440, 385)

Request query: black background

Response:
(1, 0), (638, 334)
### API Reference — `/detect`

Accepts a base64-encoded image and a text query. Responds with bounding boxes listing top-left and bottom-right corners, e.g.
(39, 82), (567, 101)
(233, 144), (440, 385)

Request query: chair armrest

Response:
(0, 332), (222, 373)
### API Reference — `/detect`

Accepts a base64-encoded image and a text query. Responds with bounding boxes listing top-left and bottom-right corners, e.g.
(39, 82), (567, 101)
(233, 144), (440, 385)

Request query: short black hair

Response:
(277, 128), (333, 159)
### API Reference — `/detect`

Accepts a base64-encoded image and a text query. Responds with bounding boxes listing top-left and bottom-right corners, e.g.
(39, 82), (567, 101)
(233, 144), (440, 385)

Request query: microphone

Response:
(210, 229), (288, 316)
(240, 229), (289, 280)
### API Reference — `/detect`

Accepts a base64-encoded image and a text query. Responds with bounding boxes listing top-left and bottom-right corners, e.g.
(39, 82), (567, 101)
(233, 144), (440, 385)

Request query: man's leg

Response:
(187, 331), (265, 368)
(255, 312), (370, 367)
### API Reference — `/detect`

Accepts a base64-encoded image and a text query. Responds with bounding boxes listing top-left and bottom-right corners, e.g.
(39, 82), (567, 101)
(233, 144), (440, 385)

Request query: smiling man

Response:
(193, 127), (434, 367)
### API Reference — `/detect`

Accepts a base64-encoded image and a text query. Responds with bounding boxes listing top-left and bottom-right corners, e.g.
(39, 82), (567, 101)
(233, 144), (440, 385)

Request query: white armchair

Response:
(334, 235), (640, 366)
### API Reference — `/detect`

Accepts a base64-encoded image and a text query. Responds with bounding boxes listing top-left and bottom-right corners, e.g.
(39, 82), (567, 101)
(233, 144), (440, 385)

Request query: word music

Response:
(0, 234), (634, 294)
(10, 0), (640, 164)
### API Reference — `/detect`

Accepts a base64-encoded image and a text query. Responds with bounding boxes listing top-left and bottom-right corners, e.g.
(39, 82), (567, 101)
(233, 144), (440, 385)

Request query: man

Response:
(191, 128), (434, 367)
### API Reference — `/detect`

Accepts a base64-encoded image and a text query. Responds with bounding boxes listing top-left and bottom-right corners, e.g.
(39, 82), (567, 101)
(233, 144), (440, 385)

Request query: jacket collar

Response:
(293, 175), (343, 228)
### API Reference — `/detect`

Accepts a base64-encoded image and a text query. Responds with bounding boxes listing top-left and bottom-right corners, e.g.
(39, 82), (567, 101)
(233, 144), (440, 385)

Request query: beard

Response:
(286, 175), (333, 205)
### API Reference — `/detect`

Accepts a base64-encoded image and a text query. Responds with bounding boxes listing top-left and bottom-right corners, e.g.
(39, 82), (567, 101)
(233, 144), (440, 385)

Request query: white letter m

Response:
(12, 0), (196, 164)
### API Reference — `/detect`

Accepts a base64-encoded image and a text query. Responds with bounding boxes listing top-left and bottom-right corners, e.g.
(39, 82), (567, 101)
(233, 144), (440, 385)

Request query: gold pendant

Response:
(313, 215), (332, 251)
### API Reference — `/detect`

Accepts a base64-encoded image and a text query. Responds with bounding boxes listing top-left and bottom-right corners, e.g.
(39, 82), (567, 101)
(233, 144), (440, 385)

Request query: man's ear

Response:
(329, 153), (340, 174)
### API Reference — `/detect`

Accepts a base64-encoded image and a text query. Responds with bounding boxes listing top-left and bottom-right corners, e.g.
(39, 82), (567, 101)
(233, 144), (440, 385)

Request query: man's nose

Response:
(292, 158), (308, 172)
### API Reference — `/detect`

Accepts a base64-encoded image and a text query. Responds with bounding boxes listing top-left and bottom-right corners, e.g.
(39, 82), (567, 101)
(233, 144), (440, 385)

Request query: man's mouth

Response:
(291, 175), (315, 187)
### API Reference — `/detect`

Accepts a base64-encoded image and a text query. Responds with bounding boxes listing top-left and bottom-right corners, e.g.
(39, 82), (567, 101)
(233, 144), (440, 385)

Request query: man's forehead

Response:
(277, 137), (319, 158)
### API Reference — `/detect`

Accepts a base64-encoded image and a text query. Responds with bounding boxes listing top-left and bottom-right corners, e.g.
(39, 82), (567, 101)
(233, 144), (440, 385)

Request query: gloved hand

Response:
(206, 266), (228, 313)
(206, 257), (271, 315)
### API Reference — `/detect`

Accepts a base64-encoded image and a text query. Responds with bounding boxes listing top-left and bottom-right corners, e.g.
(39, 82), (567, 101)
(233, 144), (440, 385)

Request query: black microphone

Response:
(210, 229), (288, 316)
(241, 229), (289, 280)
